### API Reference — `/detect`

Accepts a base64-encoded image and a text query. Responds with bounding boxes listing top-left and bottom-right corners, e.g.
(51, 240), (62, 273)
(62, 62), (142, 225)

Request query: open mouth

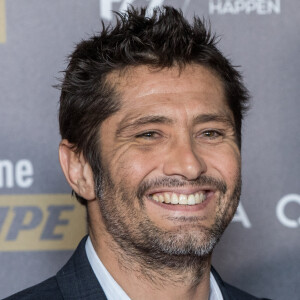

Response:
(149, 191), (208, 206)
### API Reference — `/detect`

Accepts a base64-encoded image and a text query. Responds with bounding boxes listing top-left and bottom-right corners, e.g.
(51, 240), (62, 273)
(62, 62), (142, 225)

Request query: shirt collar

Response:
(85, 236), (223, 300)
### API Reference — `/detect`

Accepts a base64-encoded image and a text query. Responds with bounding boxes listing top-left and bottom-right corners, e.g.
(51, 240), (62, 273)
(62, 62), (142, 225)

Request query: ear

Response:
(59, 140), (96, 201)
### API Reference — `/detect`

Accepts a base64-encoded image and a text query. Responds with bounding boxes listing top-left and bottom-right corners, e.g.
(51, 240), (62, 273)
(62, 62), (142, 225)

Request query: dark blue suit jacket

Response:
(4, 236), (270, 300)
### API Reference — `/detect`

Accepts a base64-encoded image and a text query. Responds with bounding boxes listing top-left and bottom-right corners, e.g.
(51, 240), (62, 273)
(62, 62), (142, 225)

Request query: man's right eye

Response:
(135, 131), (160, 139)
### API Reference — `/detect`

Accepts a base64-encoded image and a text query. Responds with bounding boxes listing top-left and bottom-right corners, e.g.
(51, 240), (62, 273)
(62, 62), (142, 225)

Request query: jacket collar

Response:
(56, 235), (107, 300)
(211, 266), (231, 300)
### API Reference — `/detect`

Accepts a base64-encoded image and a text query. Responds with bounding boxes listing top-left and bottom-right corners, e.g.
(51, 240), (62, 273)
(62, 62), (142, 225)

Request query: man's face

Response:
(95, 65), (241, 263)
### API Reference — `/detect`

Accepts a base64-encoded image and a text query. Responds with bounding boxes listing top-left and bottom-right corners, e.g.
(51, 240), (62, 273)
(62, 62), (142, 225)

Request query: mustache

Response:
(137, 175), (227, 200)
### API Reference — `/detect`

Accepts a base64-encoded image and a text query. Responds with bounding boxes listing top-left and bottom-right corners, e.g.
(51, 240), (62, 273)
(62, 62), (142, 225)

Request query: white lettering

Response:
(146, 0), (164, 16)
(99, 0), (122, 21)
(223, 0), (237, 14)
(100, 0), (167, 21)
(209, 0), (281, 15)
(209, 0), (224, 14)
(0, 159), (34, 189)
(257, 0), (268, 14)
(276, 194), (300, 228)
(99, 0), (193, 20)
(232, 202), (252, 228)
(234, 0), (246, 13)
(245, 0), (257, 14)
(268, 0), (280, 14)
(0, 160), (14, 188)
(15, 160), (34, 188)
(119, 0), (135, 13)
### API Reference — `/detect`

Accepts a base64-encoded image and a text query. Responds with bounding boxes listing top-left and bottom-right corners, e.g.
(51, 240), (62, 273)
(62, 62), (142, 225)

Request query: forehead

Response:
(106, 64), (232, 122)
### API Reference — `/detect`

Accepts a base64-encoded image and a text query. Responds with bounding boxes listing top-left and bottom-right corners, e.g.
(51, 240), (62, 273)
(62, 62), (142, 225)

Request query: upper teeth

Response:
(151, 192), (206, 205)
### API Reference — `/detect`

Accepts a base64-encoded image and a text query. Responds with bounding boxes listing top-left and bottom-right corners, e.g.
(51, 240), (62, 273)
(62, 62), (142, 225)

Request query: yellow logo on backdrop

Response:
(0, 0), (6, 43)
(0, 194), (87, 251)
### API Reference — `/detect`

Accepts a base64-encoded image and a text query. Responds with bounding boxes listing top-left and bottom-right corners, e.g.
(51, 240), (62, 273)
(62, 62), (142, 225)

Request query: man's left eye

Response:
(201, 130), (223, 139)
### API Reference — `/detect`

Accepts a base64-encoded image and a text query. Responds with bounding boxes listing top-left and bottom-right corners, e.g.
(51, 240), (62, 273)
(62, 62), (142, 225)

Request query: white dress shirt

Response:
(86, 236), (223, 300)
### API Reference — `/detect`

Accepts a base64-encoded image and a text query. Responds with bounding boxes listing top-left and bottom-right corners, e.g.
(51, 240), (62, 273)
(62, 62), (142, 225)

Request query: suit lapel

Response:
(211, 266), (231, 300)
(56, 235), (107, 300)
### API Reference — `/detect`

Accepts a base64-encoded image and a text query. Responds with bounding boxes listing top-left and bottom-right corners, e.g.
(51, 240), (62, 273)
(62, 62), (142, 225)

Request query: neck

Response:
(89, 224), (212, 300)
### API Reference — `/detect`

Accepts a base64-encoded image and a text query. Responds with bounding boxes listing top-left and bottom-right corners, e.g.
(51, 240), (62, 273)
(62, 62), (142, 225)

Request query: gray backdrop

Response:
(0, 0), (299, 299)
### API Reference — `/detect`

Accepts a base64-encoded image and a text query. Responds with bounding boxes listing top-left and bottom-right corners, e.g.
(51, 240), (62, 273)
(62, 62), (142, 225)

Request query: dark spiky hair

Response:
(59, 6), (249, 205)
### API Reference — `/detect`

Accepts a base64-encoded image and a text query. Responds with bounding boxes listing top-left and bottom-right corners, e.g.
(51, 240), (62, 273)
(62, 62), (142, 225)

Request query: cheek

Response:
(205, 145), (241, 186)
(108, 145), (162, 187)
(221, 152), (240, 180)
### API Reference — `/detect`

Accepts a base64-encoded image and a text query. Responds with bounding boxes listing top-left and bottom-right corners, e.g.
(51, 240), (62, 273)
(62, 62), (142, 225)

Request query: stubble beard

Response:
(94, 166), (241, 283)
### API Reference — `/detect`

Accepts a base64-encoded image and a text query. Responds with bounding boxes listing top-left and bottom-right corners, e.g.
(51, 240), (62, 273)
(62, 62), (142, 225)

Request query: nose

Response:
(163, 138), (207, 180)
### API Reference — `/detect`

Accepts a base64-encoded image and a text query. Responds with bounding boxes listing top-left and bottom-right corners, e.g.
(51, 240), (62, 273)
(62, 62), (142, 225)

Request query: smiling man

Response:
(6, 6), (270, 300)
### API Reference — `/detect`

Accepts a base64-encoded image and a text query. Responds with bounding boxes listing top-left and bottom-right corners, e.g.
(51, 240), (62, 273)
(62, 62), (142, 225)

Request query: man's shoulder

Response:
(222, 281), (271, 300)
(211, 266), (271, 300)
(3, 276), (63, 300)
(3, 236), (107, 300)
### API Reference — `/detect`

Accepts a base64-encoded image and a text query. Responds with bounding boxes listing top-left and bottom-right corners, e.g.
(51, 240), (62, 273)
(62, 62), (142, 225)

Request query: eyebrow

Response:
(116, 115), (174, 136)
(192, 113), (235, 128)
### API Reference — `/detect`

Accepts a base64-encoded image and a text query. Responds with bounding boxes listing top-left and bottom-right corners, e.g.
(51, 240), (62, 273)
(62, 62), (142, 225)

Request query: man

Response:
(6, 6), (270, 300)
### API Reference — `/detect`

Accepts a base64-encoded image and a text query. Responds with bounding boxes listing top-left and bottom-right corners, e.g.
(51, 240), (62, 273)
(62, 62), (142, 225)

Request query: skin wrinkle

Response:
(192, 113), (235, 129)
(137, 176), (227, 200)
(116, 115), (174, 137)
